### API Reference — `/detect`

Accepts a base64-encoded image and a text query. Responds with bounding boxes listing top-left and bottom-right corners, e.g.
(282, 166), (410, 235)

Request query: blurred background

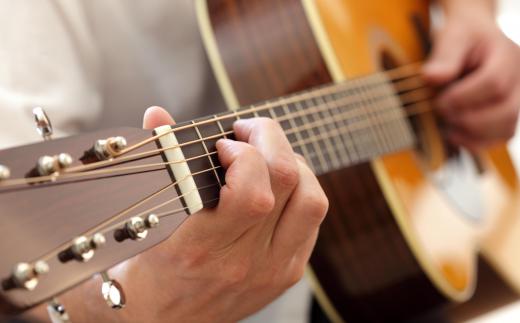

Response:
(468, 1), (520, 322)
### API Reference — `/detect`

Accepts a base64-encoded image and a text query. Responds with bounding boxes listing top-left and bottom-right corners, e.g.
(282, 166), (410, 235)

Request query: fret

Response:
(276, 104), (314, 172)
(213, 115), (228, 139)
(326, 92), (360, 164)
(305, 98), (342, 170)
(192, 121), (222, 188)
(168, 119), (223, 208)
(356, 80), (390, 153)
(307, 98), (342, 168)
(377, 76), (416, 150)
(314, 95), (350, 167)
(293, 100), (329, 173)
(252, 105), (261, 118)
(351, 79), (386, 157)
(360, 76), (395, 154)
(335, 88), (367, 161)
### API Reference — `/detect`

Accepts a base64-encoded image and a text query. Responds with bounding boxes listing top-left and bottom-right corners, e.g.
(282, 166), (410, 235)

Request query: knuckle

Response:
(303, 191), (329, 223)
(458, 116), (479, 134)
(222, 262), (250, 288)
(489, 77), (508, 99)
(177, 247), (209, 271)
(285, 264), (305, 288)
(247, 189), (275, 217)
(270, 157), (299, 188)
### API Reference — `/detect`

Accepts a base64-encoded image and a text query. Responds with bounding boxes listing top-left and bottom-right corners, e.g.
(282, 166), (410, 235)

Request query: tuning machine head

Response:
(2, 260), (49, 291)
(0, 165), (10, 181)
(33, 107), (53, 141)
(35, 153), (73, 176)
(100, 271), (126, 309)
(58, 233), (106, 263)
(115, 214), (159, 242)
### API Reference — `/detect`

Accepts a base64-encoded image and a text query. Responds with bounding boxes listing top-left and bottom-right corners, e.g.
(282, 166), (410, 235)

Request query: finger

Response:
(435, 54), (515, 115)
(204, 139), (274, 239)
(448, 131), (494, 153)
(271, 160), (328, 259)
(143, 106), (176, 129)
(422, 25), (472, 85)
(446, 96), (518, 141)
(234, 118), (299, 206)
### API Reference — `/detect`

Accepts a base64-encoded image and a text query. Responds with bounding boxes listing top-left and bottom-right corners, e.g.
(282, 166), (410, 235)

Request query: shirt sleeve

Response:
(0, 0), (102, 149)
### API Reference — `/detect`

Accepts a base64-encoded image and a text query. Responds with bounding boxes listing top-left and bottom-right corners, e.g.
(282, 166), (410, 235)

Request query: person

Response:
(1, 0), (519, 322)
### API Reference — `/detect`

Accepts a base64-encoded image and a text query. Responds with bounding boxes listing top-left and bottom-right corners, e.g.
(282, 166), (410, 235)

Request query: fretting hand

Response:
(31, 106), (328, 323)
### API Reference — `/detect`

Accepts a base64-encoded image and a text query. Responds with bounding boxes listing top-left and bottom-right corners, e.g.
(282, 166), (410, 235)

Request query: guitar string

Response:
(0, 94), (432, 188)
(57, 72), (427, 175)
(35, 166), (222, 263)
(0, 95), (431, 188)
(26, 105), (429, 263)
(28, 97), (425, 264)
(115, 64), (425, 156)
(33, 115), (394, 266)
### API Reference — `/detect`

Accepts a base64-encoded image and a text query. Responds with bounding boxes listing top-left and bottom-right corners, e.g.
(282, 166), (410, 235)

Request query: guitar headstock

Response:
(0, 117), (189, 314)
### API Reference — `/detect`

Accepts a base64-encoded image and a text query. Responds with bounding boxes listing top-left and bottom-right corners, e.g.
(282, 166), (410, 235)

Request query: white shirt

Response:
(0, 0), (311, 321)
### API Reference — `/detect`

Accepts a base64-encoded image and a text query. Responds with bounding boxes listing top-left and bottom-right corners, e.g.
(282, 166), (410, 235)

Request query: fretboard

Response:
(164, 71), (418, 208)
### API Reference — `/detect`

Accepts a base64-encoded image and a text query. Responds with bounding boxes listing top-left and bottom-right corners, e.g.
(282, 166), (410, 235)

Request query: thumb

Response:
(423, 27), (470, 85)
(142, 106), (176, 129)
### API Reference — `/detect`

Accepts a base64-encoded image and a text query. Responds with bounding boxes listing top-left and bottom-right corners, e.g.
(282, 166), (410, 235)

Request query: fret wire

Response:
(277, 104), (314, 172)
(314, 95), (350, 166)
(325, 92), (360, 163)
(191, 121), (222, 188)
(379, 80), (407, 152)
(360, 76), (395, 154)
(281, 92), (408, 156)
(214, 115), (228, 139)
(309, 96), (343, 169)
(252, 105), (261, 117)
(294, 100), (329, 172)
(117, 64), (423, 156)
(351, 78), (387, 157)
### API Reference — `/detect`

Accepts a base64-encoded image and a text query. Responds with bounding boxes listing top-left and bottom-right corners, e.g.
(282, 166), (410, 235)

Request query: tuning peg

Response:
(83, 136), (128, 162)
(2, 260), (49, 291)
(100, 271), (126, 309)
(58, 233), (106, 263)
(35, 153), (73, 176)
(47, 298), (70, 323)
(0, 165), (10, 181)
(33, 107), (53, 141)
(114, 214), (160, 242)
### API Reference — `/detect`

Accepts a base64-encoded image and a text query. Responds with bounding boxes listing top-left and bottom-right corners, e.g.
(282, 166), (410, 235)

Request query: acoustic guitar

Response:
(1, 0), (519, 322)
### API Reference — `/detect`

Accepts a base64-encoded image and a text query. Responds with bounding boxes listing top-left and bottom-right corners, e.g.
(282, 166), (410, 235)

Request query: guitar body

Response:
(197, 0), (520, 322)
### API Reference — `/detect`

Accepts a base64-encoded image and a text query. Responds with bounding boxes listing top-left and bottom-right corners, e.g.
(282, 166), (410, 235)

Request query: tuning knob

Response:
(114, 214), (160, 242)
(47, 298), (70, 323)
(58, 233), (106, 263)
(0, 165), (10, 181)
(35, 153), (73, 176)
(100, 271), (126, 309)
(2, 260), (49, 291)
(33, 107), (53, 141)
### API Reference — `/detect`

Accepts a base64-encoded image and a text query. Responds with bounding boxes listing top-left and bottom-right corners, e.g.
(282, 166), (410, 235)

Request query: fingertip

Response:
(232, 118), (254, 140)
(216, 139), (239, 168)
(142, 106), (176, 129)
(422, 62), (458, 85)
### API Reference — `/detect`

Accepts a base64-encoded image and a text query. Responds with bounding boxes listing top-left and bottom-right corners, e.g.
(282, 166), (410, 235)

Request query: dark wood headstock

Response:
(0, 128), (188, 313)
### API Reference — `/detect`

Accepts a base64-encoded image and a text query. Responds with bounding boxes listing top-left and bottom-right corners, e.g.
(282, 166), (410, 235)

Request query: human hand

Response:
(51, 106), (328, 323)
(423, 7), (520, 151)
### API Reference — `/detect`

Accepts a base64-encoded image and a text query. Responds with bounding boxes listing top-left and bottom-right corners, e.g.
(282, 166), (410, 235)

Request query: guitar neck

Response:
(165, 69), (419, 209)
